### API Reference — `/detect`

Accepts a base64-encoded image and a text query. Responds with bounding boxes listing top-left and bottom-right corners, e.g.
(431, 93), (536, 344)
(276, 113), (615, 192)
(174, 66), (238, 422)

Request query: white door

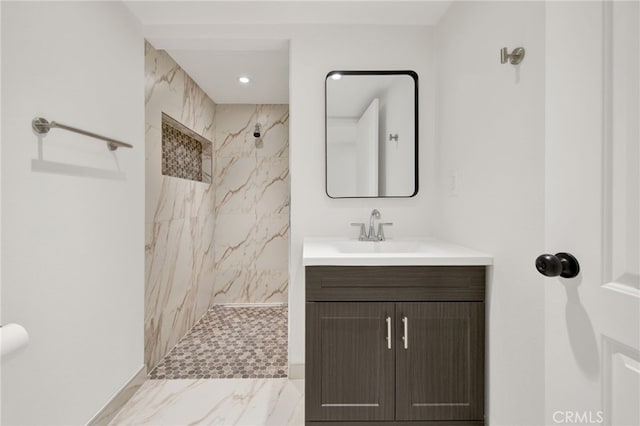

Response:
(356, 98), (379, 196)
(545, 2), (639, 425)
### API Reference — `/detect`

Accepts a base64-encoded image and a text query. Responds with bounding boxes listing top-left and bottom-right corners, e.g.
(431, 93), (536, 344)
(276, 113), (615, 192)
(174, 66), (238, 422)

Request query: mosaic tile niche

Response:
(161, 113), (212, 183)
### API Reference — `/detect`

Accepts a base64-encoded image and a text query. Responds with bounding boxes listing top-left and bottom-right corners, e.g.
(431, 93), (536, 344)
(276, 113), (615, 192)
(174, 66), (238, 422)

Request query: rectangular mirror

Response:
(325, 70), (418, 198)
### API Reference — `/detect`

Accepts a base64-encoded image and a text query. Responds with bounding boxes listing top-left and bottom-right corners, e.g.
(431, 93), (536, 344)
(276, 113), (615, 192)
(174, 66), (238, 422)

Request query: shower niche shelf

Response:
(161, 113), (212, 183)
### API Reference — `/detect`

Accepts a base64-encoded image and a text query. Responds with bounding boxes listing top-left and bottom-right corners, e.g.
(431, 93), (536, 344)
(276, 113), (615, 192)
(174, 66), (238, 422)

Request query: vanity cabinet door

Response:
(395, 302), (485, 421)
(306, 302), (395, 421)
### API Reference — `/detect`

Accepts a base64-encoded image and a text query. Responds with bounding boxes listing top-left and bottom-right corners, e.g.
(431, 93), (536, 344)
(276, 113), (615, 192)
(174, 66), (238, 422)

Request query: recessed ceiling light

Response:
(330, 73), (342, 80)
(238, 76), (251, 84)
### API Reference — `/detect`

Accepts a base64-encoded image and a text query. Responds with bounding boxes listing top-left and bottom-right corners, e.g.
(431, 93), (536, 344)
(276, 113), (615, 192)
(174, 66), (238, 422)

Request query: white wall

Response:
(289, 25), (436, 374)
(434, 2), (545, 425)
(1, 2), (144, 425)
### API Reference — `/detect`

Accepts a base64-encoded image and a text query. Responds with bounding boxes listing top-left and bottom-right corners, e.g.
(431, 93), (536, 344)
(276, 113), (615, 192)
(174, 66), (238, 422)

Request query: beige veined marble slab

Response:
(110, 378), (304, 426)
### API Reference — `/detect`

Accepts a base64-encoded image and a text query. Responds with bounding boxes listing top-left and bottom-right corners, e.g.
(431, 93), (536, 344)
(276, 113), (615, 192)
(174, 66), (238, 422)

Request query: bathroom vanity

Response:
(303, 238), (492, 426)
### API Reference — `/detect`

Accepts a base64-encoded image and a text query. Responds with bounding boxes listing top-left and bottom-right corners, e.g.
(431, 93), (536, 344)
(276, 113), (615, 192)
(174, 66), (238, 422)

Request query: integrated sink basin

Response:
(303, 237), (493, 266)
(331, 240), (431, 254)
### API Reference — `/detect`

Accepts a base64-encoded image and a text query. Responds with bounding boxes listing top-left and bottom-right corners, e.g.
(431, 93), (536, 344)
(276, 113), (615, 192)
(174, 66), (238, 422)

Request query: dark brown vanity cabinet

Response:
(305, 266), (486, 426)
(395, 302), (484, 422)
(306, 302), (395, 422)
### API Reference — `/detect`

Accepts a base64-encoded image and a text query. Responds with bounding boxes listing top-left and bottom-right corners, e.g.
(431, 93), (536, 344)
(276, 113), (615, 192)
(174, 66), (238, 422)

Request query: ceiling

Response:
(124, 1), (452, 104)
(165, 45), (290, 104)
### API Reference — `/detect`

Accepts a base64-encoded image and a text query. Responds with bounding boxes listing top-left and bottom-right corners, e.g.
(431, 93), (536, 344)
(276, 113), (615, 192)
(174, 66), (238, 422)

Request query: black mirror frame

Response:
(325, 70), (419, 199)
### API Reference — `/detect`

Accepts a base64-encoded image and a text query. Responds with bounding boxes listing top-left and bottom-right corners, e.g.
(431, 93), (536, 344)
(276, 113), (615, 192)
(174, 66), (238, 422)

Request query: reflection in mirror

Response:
(326, 71), (418, 198)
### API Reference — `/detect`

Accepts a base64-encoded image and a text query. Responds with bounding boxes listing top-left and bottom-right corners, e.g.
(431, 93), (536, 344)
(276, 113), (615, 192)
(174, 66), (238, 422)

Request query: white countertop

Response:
(303, 237), (493, 266)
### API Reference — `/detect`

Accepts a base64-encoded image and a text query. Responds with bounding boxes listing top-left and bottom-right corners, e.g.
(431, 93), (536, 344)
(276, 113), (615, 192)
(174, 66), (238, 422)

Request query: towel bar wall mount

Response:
(31, 117), (133, 151)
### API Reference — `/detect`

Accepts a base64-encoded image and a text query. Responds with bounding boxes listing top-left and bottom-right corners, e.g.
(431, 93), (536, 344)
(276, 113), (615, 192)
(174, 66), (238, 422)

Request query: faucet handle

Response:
(350, 223), (367, 240)
(377, 223), (393, 241)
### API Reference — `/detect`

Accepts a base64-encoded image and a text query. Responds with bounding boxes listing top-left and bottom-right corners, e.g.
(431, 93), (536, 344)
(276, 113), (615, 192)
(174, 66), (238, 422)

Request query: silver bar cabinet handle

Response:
(386, 316), (392, 349)
(402, 316), (408, 349)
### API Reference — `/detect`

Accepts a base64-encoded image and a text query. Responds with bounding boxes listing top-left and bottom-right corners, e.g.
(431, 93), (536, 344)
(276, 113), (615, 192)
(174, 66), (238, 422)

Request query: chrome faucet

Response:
(351, 209), (393, 241)
(368, 209), (381, 239)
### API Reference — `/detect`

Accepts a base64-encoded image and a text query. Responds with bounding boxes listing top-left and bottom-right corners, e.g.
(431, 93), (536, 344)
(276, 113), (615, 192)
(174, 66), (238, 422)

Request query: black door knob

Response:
(535, 252), (580, 278)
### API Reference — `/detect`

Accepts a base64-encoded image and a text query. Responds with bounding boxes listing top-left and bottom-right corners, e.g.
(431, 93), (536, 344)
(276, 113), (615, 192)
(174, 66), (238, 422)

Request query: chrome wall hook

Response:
(501, 47), (525, 65)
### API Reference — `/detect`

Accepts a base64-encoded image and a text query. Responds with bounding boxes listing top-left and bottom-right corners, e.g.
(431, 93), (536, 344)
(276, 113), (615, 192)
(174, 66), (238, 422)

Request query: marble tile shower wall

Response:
(144, 41), (290, 372)
(145, 41), (216, 370)
(213, 104), (289, 304)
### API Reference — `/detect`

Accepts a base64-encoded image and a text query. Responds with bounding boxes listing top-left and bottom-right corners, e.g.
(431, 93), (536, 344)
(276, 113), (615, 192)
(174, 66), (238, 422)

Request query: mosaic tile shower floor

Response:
(148, 305), (288, 380)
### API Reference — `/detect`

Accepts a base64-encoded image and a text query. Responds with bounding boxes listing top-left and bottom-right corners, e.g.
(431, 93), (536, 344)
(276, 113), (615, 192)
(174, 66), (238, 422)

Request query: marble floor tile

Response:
(109, 378), (304, 426)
